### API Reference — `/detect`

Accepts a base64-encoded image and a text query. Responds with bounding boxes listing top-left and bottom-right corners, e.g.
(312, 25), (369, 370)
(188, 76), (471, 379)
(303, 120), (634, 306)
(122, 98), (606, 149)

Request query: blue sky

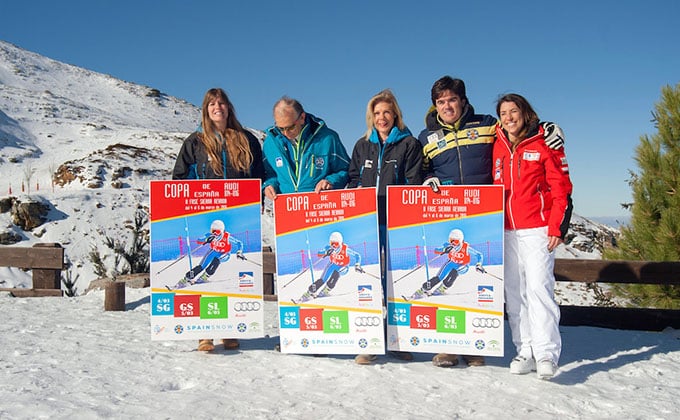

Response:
(2, 0), (678, 218)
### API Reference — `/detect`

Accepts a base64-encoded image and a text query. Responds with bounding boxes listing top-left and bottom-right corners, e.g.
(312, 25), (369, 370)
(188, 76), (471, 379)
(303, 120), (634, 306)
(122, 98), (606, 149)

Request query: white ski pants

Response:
(504, 226), (561, 364)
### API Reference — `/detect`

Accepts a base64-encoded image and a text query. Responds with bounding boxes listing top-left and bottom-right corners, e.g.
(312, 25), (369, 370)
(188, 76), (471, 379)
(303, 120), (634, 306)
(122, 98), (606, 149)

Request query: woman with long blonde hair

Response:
(347, 89), (423, 365)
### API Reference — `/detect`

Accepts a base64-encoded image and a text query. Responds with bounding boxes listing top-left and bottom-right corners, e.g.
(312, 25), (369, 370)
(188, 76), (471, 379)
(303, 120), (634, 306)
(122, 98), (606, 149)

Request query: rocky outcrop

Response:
(10, 198), (50, 230)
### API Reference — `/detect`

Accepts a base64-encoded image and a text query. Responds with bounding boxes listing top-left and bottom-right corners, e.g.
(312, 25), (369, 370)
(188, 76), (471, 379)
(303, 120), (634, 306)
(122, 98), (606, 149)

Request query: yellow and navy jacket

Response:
(418, 104), (497, 185)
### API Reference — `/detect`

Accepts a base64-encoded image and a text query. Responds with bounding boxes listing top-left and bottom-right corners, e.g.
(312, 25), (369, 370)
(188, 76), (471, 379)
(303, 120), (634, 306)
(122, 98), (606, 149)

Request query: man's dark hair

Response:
(431, 76), (467, 105)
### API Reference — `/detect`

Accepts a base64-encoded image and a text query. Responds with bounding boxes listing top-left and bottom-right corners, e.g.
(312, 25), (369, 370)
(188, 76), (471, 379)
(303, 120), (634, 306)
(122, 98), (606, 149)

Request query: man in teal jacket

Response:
(262, 96), (350, 199)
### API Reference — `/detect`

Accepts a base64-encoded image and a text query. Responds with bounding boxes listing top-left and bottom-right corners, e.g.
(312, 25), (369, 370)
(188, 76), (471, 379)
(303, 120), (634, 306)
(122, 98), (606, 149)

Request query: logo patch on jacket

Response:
(427, 130), (443, 144)
(275, 157), (284, 168)
(314, 157), (325, 169)
(522, 151), (540, 161)
(494, 158), (502, 181)
(364, 159), (373, 169)
(467, 129), (479, 140)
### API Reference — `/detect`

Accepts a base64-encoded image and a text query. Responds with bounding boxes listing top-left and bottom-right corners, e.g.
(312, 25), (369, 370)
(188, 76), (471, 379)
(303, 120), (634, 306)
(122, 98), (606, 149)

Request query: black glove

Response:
(236, 251), (246, 260)
(443, 245), (453, 253)
(354, 263), (364, 273)
(475, 263), (485, 273)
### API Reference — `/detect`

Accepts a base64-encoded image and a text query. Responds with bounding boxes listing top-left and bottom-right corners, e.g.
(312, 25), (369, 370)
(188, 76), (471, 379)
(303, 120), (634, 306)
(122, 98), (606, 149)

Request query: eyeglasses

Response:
(277, 114), (301, 133)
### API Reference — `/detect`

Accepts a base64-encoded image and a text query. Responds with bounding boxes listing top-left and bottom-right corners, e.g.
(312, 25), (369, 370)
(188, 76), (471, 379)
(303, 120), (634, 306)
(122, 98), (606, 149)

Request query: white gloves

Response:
(422, 177), (441, 192)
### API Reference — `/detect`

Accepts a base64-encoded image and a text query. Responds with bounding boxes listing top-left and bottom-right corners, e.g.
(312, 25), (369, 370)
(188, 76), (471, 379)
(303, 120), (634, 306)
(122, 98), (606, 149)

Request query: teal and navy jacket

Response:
(262, 113), (350, 193)
(418, 104), (497, 185)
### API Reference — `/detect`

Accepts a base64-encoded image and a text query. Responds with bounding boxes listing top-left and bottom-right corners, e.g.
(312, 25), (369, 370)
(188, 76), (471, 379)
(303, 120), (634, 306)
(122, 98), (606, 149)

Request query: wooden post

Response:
(104, 281), (126, 311)
(262, 246), (277, 300)
(31, 243), (64, 290)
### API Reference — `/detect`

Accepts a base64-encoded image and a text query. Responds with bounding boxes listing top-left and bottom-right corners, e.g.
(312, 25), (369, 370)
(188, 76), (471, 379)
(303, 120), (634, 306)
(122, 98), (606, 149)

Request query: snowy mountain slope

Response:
(0, 40), (198, 286)
(0, 40), (621, 300)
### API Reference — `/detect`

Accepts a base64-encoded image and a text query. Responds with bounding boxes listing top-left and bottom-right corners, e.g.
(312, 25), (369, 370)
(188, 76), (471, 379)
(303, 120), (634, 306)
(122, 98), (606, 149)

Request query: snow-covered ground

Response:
(2, 288), (678, 419)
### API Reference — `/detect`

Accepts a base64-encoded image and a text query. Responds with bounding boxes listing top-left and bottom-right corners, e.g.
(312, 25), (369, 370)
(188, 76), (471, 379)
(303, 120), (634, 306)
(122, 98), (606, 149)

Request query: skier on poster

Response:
(408, 229), (484, 299)
(297, 231), (363, 302)
(173, 220), (244, 289)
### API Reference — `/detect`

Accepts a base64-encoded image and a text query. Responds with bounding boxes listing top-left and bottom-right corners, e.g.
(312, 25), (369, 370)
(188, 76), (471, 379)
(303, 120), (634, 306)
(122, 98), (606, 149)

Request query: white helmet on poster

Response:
(210, 220), (225, 234)
(448, 229), (464, 248)
(329, 231), (343, 248)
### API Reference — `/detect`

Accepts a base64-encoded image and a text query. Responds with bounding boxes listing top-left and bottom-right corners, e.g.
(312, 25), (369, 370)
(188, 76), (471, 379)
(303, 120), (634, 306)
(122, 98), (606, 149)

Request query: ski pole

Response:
(393, 253), (446, 284)
(155, 242), (208, 275)
(237, 253), (262, 267)
(477, 265), (503, 281)
(357, 267), (380, 280)
(282, 267), (309, 289)
(281, 256), (327, 289)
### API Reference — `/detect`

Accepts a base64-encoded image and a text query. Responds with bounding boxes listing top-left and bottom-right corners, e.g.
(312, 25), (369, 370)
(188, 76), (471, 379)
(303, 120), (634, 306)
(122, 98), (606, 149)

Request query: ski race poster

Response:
(386, 185), (505, 357)
(275, 188), (384, 355)
(149, 179), (264, 341)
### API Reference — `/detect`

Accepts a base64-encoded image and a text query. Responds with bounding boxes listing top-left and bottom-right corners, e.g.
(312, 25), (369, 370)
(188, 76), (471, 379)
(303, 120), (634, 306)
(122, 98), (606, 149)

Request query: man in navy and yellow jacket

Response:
(419, 76), (497, 189)
(417, 76), (566, 369)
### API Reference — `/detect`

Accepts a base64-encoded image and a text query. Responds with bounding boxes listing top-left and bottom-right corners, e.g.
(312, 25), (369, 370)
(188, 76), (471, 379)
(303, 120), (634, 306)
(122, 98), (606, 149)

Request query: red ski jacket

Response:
(493, 124), (573, 238)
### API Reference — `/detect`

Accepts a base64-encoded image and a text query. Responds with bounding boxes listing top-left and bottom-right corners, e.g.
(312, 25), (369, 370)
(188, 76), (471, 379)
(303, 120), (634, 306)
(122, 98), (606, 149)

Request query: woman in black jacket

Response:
(172, 87), (264, 352)
(348, 89), (423, 365)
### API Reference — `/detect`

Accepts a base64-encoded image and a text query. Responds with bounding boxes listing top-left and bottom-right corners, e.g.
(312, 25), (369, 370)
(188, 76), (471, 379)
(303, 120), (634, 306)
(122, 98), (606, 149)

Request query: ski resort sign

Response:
(386, 185), (505, 357)
(148, 179), (264, 341)
(274, 188), (385, 355)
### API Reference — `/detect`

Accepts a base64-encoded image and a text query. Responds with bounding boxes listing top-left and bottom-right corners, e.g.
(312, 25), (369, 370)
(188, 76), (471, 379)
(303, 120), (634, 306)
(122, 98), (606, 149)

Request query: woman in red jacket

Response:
(493, 93), (573, 379)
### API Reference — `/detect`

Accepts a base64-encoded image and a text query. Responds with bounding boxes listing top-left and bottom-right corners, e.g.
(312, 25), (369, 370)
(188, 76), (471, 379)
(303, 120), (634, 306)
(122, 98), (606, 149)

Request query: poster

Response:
(386, 185), (504, 357)
(149, 179), (264, 341)
(275, 188), (384, 355)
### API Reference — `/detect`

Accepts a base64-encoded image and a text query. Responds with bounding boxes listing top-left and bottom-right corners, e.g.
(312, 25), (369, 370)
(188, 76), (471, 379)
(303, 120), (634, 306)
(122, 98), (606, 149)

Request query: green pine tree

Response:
(605, 83), (680, 309)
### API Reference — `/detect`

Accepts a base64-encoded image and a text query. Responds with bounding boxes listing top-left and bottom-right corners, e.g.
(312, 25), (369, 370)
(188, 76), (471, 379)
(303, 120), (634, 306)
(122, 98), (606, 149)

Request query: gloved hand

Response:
(236, 250), (246, 260)
(443, 245), (454, 253)
(354, 263), (364, 273)
(422, 177), (441, 193)
(541, 122), (565, 150)
(475, 263), (485, 273)
(324, 248), (333, 257)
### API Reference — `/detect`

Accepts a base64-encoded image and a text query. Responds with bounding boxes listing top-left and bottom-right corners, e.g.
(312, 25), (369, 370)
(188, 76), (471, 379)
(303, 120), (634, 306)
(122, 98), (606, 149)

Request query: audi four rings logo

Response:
(234, 301), (261, 312)
(472, 318), (501, 328)
(354, 316), (381, 327)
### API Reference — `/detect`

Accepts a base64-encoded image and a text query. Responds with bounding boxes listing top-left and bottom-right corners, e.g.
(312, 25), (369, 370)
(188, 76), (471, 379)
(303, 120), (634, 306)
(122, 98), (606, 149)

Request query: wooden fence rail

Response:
(0, 243), (65, 297)
(554, 259), (680, 331)
(2, 244), (677, 331)
(262, 255), (680, 331)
